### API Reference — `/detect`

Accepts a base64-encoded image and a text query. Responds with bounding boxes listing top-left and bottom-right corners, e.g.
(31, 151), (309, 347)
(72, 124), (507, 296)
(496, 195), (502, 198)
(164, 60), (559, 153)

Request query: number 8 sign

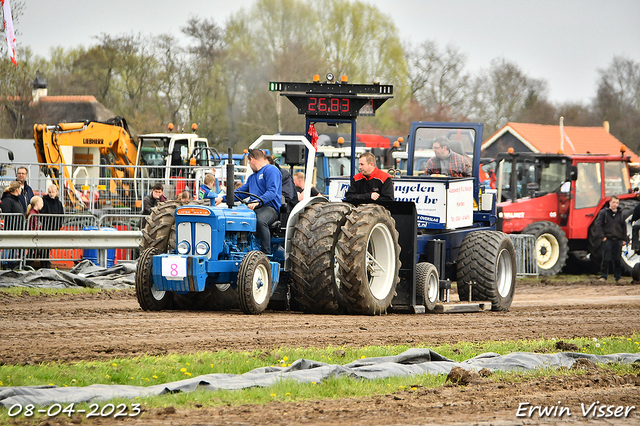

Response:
(162, 256), (187, 279)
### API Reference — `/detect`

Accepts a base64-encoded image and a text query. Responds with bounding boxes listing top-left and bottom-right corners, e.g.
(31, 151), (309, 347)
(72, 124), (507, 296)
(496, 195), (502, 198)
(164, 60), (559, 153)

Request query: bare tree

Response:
(468, 58), (545, 134)
(592, 56), (640, 152)
(406, 41), (470, 120)
(0, 50), (40, 137)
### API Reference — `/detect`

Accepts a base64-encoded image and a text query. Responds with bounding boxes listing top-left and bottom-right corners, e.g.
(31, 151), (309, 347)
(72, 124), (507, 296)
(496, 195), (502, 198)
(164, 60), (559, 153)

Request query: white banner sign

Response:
(328, 177), (473, 230)
(162, 256), (187, 280)
(446, 179), (474, 229)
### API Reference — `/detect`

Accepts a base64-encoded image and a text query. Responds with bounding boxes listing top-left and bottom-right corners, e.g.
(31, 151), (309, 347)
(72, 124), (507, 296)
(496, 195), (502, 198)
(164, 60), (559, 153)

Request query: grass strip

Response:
(1, 334), (637, 387)
(0, 334), (638, 422)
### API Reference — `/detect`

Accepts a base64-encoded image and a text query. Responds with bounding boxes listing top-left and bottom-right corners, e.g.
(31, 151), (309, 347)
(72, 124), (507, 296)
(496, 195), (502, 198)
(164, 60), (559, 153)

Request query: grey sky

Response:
(14, 0), (640, 105)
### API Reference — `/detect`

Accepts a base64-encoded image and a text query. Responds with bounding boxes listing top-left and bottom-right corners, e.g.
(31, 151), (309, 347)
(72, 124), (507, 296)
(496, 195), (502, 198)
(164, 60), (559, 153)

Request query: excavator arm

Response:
(33, 117), (137, 210)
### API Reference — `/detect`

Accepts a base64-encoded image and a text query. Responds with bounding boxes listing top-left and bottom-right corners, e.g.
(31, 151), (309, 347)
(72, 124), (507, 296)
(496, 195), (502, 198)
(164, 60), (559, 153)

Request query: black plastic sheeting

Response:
(1, 349), (638, 408)
(0, 261), (135, 290)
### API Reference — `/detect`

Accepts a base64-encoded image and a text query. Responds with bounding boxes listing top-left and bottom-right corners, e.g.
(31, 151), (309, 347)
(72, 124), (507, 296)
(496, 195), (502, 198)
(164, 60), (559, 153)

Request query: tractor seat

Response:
(269, 220), (282, 230)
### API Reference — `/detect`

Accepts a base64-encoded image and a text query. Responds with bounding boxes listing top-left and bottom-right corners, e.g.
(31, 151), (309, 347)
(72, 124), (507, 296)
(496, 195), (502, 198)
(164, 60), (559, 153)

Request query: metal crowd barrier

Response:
(0, 213), (143, 270)
(508, 234), (539, 277)
(98, 214), (147, 263)
(0, 162), (240, 215)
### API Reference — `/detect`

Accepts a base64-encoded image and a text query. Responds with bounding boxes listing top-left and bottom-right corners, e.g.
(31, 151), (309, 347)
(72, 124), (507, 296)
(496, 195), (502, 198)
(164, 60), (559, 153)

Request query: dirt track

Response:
(1, 278), (640, 425)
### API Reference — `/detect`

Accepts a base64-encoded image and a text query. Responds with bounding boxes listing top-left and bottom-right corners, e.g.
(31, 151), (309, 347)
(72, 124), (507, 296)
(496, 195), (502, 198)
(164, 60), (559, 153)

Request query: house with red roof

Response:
(481, 122), (640, 164)
(1, 73), (118, 139)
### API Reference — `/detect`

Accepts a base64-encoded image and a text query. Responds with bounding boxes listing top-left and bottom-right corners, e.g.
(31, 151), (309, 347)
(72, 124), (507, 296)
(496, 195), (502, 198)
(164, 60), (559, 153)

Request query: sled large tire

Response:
(136, 247), (173, 311)
(140, 200), (185, 253)
(588, 199), (640, 276)
(522, 221), (568, 276)
(457, 231), (516, 311)
(237, 251), (272, 315)
(290, 202), (352, 313)
(336, 204), (401, 315)
(173, 285), (239, 311)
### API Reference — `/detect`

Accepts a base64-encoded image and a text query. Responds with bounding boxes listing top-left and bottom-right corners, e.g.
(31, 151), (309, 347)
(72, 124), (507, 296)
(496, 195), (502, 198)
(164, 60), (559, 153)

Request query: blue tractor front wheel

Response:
(237, 251), (273, 314)
(136, 247), (174, 311)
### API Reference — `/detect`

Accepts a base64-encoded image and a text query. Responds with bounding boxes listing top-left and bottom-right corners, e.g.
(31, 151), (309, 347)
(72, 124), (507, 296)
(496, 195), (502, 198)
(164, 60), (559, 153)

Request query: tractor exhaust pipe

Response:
(226, 148), (235, 209)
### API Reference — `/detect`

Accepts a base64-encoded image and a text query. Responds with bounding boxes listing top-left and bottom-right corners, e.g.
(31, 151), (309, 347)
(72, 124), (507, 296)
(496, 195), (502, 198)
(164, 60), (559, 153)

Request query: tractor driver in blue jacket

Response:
(214, 149), (282, 255)
(345, 152), (394, 203)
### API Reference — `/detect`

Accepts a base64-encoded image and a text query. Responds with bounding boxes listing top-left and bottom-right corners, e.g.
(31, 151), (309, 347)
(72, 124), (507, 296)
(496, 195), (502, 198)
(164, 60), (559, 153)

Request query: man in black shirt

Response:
(345, 152), (394, 204)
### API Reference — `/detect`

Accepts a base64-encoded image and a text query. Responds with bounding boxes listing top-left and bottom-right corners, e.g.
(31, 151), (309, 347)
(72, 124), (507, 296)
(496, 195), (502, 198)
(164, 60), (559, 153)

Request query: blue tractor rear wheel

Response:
(336, 205), (401, 315)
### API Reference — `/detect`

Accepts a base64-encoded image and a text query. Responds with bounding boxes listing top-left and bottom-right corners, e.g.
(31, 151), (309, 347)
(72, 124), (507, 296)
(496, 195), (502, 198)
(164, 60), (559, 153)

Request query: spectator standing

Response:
(140, 183), (167, 228)
(41, 184), (65, 231)
(595, 195), (626, 282)
(1, 181), (25, 269)
(16, 167), (34, 211)
(26, 196), (46, 267)
(345, 152), (394, 204)
(40, 185), (64, 269)
(26, 196), (43, 230)
(1, 181), (25, 229)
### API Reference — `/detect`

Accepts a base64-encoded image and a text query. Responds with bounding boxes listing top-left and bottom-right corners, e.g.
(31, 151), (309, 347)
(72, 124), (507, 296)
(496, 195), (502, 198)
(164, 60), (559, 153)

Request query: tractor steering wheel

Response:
(233, 191), (265, 209)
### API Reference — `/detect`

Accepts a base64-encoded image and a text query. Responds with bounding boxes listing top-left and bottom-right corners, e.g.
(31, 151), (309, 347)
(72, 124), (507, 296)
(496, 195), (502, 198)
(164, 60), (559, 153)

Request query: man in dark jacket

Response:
(1, 181), (25, 269)
(267, 156), (297, 211)
(595, 195), (627, 282)
(345, 152), (394, 204)
(16, 167), (34, 211)
(140, 183), (167, 229)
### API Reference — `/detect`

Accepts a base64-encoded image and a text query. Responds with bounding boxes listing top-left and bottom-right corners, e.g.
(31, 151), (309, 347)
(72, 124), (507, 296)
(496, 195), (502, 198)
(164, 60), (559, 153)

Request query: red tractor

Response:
(496, 151), (639, 275)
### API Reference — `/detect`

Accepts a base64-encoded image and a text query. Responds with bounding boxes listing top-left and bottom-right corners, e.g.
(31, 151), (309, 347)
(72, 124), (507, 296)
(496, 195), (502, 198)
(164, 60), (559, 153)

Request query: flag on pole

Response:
(2, 0), (17, 65)
(308, 124), (318, 150)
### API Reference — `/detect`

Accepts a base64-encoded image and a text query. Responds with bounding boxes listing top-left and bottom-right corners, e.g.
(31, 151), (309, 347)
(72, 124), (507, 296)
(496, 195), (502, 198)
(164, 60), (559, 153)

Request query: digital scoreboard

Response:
(269, 80), (393, 118)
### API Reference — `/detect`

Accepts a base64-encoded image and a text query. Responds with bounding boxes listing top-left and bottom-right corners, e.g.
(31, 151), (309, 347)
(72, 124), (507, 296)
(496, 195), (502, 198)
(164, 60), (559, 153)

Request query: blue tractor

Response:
(136, 135), (321, 314)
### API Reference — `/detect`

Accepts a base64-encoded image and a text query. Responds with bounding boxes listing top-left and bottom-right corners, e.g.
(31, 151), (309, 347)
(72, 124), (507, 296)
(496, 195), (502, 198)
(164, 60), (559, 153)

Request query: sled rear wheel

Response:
(457, 231), (516, 311)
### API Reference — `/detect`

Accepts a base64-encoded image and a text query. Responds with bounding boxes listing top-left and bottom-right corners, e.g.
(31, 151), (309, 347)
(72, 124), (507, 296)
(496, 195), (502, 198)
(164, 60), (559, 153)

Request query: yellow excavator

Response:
(33, 116), (138, 210)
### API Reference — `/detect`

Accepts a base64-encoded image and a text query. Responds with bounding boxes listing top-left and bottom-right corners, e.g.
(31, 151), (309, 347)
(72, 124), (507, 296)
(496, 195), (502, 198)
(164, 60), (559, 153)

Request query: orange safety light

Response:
(313, 74), (320, 83)
(341, 75), (348, 83)
(243, 149), (248, 154)
(621, 145), (627, 155)
(507, 147), (515, 154)
(189, 157), (196, 166)
(558, 149), (564, 154)
(191, 123), (198, 132)
(337, 137), (345, 145)
(168, 123), (174, 132)
(393, 140), (400, 148)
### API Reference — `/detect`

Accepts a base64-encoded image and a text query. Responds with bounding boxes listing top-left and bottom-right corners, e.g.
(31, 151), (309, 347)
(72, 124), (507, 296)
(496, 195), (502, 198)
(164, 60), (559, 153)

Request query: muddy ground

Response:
(1, 277), (640, 425)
